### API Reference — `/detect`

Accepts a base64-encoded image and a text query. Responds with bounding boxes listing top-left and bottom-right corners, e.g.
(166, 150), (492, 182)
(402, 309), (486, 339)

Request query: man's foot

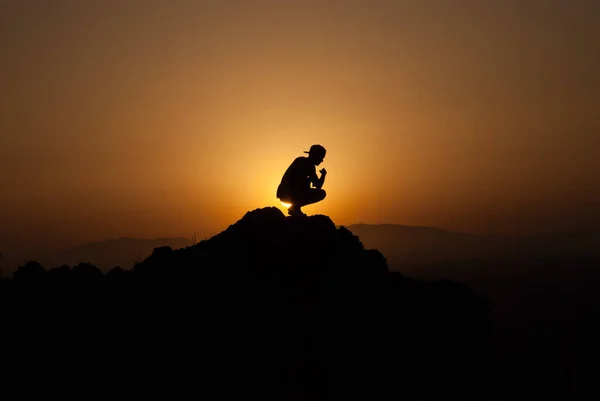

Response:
(288, 205), (306, 217)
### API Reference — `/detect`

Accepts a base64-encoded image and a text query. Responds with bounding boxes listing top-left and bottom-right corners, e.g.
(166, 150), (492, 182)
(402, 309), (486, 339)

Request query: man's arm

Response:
(313, 168), (327, 189)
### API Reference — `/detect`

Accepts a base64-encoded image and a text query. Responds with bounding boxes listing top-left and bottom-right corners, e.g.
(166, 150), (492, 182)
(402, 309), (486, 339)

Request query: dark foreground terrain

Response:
(1, 207), (597, 400)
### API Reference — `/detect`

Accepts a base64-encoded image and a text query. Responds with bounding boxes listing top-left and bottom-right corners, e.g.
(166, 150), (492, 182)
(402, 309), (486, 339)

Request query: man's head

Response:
(304, 144), (326, 165)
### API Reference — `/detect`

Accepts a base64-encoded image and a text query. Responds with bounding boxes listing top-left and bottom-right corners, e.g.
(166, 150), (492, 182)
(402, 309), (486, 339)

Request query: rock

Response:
(0, 207), (493, 400)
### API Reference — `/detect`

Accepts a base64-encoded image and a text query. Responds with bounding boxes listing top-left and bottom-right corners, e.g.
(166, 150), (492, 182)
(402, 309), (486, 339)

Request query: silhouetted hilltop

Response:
(131, 207), (388, 281)
(0, 207), (495, 399)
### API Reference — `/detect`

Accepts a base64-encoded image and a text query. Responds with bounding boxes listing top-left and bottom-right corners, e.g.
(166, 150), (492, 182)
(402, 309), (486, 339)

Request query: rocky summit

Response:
(1, 207), (493, 400)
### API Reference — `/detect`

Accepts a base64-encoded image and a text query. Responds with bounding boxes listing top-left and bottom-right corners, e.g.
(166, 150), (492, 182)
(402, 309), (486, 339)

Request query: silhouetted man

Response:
(277, 144), (327, 216)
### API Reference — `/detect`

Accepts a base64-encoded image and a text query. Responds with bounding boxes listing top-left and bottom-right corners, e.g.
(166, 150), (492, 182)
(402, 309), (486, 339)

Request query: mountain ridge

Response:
(2, 207), (494, 401)
(3, 207), (597, 399)
(343, 222), (600, 265)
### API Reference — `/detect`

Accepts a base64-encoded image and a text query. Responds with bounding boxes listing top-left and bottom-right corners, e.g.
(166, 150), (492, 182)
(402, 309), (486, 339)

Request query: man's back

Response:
(277, 156), (316, 199)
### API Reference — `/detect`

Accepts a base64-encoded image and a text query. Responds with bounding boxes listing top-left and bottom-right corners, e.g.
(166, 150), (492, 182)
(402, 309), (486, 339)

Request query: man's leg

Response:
(278, 194), (299, 216)
(302, 189), (326, 207)
(288, 189), (326, 216)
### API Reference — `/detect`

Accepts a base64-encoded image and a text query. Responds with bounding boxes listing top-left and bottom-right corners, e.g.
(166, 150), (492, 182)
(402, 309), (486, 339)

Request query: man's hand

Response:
(319, 168), (327, 175)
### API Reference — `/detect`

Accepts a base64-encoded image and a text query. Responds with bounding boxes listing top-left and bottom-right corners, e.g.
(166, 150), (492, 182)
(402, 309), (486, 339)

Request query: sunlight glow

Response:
(280, 201), (292, 208)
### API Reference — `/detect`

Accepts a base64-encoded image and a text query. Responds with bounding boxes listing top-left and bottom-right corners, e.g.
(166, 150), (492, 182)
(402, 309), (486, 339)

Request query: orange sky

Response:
(1, 0), (599, 261)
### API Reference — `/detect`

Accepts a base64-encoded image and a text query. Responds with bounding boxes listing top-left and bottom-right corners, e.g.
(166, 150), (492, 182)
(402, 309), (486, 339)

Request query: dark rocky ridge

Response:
(1, 207), (493, 400)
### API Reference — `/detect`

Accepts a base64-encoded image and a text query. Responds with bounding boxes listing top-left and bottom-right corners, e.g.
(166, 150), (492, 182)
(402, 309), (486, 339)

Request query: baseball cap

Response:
(303, 144), (326, 156)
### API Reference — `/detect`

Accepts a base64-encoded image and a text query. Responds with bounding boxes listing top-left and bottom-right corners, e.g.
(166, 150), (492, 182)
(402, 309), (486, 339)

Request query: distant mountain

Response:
(344, 223), (600, 266)
(45, 237), (194, 271)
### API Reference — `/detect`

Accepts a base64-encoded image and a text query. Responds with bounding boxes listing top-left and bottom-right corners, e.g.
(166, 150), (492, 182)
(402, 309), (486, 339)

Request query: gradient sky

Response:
(1, 0), (599, 262)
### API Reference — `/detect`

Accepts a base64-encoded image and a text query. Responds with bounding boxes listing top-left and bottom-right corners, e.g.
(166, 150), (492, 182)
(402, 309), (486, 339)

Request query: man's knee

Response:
(317, 189), (326, 201)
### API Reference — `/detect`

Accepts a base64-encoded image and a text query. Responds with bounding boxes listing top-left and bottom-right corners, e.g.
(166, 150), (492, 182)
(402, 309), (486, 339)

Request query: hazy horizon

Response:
(2, 0), (599, 261)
